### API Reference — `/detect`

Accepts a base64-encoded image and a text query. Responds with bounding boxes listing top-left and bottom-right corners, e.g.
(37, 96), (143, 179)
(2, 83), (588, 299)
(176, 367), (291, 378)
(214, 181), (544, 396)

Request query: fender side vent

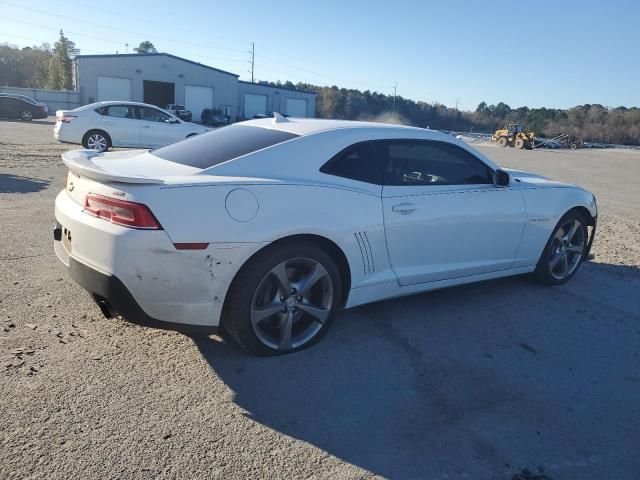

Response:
(354, 231), (375, 274)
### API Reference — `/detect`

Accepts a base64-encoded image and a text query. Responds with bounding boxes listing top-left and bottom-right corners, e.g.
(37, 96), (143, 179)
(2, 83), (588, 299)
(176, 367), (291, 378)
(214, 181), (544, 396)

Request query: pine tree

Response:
(48, 30), (78, 90)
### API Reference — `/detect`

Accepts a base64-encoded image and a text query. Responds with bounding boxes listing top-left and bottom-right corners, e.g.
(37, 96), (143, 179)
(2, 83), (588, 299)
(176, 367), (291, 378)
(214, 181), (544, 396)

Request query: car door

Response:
(97, 105), (141, 147)
(4, 97), (23, 118)
(137, 106), (182, 148)
(379, 139), (526, 286)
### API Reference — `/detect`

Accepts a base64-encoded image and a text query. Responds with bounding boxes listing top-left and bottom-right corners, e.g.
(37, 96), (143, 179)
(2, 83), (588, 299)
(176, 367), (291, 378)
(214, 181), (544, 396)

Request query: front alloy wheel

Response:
(534, 210), (588, 285)
(20, 110), (33, 121)
(87, 133), (108, 152)
(548, 218), (585, 280)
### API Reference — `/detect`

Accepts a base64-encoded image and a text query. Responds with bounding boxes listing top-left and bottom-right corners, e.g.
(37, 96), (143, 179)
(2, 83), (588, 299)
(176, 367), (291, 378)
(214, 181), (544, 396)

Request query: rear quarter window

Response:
(151, 124), (300, 169)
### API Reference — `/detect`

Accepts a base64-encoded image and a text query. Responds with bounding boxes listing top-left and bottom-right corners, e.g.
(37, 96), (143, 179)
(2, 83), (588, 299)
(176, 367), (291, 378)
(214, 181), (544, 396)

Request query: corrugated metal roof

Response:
(74, 53), (239, 78)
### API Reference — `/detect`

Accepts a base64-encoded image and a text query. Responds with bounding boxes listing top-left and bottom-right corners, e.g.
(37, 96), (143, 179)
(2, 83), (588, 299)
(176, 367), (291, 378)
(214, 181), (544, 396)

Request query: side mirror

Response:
(494, 169), (510, 187)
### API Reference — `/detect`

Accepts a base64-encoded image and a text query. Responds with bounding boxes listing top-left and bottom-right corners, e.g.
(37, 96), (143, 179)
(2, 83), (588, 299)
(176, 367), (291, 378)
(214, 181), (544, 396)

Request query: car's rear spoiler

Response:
(61, 150), (165, 184)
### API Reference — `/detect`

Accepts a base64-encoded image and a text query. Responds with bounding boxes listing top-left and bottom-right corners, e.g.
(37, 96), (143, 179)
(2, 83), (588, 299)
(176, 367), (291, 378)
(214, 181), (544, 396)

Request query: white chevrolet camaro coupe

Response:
(54, 101), (208, 152)
(54, 115), (597, 355)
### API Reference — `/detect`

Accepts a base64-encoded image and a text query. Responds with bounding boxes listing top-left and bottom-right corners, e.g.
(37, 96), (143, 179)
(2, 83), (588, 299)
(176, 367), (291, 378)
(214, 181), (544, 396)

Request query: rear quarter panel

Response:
(133, 182), (393, 291)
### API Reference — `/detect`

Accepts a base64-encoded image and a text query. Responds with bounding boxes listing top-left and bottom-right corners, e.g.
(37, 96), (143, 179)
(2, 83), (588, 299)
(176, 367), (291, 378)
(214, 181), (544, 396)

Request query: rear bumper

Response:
(54, 190), (265, 330)
(65, 252), (217, 334)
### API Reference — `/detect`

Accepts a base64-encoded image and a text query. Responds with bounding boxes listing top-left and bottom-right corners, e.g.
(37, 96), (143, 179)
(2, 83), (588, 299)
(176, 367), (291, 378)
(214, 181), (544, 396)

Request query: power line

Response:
(1, 32), (109, 54)
(0, 16), (251, 67)
(0, 16), (124, 45)
(255, 53), (336, 83)
(0, 0), (247, 54)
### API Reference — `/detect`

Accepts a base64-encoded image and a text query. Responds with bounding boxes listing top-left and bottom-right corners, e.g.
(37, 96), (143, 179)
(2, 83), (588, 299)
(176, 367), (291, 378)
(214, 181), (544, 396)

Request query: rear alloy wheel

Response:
(224, 242), (342, 355)
(534, 211), (588, 285)
(20, 110), (33, 121)
(85, 132), (109, 152)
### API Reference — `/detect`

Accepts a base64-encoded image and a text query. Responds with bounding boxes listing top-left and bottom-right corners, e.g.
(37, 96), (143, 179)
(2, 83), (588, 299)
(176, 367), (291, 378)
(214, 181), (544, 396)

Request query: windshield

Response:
(151, 124), (299, 169)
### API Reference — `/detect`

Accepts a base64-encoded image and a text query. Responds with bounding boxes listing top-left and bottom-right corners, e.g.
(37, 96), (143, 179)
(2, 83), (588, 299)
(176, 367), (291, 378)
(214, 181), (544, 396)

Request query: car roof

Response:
(81, 101), (169, 109)
(241, 116), (437, 137)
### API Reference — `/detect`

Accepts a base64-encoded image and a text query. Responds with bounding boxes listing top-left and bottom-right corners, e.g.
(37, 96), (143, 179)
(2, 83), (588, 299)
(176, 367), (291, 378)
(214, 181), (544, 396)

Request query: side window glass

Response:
(320, 142), (381, 185)
(105, 105), (134, 119)
(140, 107), (172, 123)
(378, 140), (492, 186)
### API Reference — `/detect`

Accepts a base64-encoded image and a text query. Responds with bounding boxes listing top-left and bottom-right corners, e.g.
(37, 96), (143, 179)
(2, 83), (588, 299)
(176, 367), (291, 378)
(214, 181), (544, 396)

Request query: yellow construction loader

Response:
(492, 124), (535, 149)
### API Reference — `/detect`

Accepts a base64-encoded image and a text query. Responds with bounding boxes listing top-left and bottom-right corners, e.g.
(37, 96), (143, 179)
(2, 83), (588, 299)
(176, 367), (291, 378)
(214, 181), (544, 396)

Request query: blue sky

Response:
(1, 0), (638, 110)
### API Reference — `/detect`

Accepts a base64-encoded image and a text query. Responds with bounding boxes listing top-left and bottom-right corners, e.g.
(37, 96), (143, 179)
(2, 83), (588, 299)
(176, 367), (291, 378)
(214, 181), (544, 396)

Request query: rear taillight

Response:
(84, 194), (162, 230)
(57, 115), (77, 123)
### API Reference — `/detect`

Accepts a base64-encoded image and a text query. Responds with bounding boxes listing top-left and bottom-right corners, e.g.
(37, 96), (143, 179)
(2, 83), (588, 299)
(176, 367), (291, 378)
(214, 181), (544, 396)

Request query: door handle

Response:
(106, 122), (114, 125)
(392, 203), (417, 214)
(142, 125), (150, 128)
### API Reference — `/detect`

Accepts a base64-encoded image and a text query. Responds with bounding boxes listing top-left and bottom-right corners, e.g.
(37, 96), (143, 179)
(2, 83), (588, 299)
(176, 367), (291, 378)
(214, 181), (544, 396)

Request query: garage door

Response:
(185, 85), (214, 120)
(244, 94), (267, 119)
(286, 98), (307, 117)
(97, 76), (131, 101)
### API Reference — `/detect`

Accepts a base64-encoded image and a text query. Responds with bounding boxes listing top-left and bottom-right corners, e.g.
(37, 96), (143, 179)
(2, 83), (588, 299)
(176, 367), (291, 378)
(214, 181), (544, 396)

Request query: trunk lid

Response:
(62, 149), (202, 207)
(62, 149), (201, 184)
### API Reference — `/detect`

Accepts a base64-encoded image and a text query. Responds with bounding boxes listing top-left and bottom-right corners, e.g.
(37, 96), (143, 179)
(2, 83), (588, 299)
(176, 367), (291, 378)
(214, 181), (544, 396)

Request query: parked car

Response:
(201, 109), (229, 126)
(54, 101), (208, 152)
(165, 104), (192, 121)
(54, 117), (597, 355)
(0, 95), (48, 121)
(0, 93), (49, 114)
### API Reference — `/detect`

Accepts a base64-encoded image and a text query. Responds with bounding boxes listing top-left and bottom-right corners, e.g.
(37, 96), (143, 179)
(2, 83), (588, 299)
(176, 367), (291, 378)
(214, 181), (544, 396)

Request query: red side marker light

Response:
(173, 243), (209, 250)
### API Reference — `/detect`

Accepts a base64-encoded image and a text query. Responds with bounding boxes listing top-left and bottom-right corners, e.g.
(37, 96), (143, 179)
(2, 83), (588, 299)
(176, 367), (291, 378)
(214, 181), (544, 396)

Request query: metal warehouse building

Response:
(74, 53), (316, 122)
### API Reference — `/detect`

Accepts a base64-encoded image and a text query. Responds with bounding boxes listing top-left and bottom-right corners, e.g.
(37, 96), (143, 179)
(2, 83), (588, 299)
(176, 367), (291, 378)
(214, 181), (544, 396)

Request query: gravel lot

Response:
(1, 120), (639, 480)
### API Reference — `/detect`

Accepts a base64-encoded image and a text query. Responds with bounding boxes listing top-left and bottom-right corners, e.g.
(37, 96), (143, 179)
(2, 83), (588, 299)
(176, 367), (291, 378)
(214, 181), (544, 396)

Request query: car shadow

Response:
(1, 118), (55, 125)
(190, 260), (640, 478)
(0, 174), (50, 193)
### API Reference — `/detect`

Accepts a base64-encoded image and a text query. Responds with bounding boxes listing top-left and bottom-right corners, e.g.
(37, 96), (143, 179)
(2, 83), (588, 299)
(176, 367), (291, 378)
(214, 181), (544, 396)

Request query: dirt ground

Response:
(1, 120), (639, 480)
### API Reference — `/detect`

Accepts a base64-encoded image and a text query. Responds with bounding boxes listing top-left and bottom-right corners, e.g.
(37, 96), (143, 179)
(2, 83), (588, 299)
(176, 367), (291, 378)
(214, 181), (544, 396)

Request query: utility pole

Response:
(125, 42), (129, 54)
(452, 98), (459, 131)
(392, 82), (398, 120)
(248, 42), (255, 83)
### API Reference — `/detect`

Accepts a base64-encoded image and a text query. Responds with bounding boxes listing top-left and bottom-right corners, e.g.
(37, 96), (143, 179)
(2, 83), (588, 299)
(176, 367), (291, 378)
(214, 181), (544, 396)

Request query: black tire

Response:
(533, 209), (588, 285)
(20, 110), (33, 121)
(223, 241), (343, 356)
(497, 137), (509, 147)
(82, 130), (111, 152)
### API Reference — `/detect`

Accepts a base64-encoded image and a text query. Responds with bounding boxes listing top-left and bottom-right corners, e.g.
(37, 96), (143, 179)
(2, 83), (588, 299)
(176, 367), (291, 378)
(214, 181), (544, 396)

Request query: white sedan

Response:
(53, 116), (597, 355)
(54, 101), (208, 152)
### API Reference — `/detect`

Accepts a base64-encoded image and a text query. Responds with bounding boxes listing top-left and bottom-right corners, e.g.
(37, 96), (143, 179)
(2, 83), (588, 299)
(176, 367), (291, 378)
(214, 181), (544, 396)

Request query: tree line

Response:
(1, 31), (78, 90)
(1, 33), (637, 145)
(264, 81), (640, 146)
(0, 36), (155, 91)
